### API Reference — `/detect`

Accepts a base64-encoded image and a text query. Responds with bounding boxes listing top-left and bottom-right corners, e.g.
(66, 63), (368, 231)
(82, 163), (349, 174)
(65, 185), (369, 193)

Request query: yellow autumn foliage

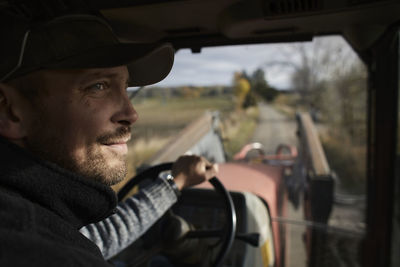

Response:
(233, 72), (251, 110)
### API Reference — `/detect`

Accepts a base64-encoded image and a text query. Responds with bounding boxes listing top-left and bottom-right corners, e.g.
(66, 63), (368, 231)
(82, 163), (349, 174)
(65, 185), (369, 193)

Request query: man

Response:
(0, 10), (217, 266)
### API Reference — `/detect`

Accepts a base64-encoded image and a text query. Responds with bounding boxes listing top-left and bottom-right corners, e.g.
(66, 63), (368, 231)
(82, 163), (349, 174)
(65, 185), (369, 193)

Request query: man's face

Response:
(21, 66), (138, 185)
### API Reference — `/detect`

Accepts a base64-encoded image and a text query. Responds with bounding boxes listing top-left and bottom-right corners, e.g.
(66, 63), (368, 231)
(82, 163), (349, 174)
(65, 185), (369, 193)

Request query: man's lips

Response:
(106, 143), (128, 154)
(102, 136), (131, 154)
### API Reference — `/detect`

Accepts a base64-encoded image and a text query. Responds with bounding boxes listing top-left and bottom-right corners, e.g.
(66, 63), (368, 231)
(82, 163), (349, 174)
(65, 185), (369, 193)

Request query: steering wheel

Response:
(117, 162), (237, 267)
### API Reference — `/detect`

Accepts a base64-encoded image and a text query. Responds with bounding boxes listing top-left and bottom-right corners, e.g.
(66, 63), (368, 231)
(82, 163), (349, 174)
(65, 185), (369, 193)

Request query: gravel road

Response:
(250, 104), (298, 154)
(250, 103), (306, 267)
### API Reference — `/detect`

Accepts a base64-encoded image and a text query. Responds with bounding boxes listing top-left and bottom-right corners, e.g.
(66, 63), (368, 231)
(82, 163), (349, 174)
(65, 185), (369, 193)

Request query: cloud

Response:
(155, 36), (351, 90)
(157, 44), (289, 88)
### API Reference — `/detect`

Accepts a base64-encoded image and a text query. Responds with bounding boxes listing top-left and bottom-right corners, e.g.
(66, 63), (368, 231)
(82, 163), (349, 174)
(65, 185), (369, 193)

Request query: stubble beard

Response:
(26, 119), (130, 186)
(75, 144), (128, 186)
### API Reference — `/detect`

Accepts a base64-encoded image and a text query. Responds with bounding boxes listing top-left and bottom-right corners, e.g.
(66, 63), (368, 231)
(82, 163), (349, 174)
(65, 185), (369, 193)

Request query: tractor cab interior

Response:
(1, 1), (399, 267)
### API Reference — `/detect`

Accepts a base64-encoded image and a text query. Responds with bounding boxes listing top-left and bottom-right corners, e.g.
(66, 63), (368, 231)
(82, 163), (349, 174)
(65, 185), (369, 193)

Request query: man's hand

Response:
(171, 155), (218, 190)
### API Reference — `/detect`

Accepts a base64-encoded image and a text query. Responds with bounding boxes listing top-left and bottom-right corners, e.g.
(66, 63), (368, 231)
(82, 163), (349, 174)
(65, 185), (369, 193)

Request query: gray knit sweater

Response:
(79, 178), (178, 259)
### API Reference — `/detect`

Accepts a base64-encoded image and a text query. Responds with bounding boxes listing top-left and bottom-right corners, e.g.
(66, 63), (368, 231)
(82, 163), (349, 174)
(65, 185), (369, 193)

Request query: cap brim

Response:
(127, 43), (175, 87)
(46, 43), (174, 87)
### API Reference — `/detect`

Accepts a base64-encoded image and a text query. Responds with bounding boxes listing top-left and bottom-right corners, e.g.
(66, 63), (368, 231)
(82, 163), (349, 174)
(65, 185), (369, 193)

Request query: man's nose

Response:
(111, 91), (139, 126)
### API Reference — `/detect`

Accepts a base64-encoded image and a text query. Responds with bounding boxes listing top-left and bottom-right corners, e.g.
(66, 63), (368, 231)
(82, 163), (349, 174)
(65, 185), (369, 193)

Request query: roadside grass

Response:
(321, 133), (366, 194)
(271, 93), (367, 194)
(272, 94), (299, 118)
(222, 107), (259, 160)
(112, 96), (259, 191)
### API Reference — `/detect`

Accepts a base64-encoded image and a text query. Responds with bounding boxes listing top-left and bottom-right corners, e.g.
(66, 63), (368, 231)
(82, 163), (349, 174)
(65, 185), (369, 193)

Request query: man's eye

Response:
(89, 82), (107, 91)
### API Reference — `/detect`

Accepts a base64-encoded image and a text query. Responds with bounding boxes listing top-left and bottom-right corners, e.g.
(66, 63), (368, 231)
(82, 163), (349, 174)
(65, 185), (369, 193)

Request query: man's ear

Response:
(0, 82), (28, 140)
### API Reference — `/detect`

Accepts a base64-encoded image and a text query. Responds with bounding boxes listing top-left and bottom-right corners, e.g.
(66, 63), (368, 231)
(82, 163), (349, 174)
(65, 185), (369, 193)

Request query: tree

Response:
(250, 68), (278, 102)
(263, 38), (345, 108)
(263, 36), (367, 141)
(181, 86), (201, 99)
(324, 59), (367, 142)
(232, 72), (251, 110)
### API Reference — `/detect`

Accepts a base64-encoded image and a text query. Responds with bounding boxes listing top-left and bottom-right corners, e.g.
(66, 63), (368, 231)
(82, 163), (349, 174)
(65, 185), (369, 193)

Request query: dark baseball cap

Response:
(0, 13), (174, 86)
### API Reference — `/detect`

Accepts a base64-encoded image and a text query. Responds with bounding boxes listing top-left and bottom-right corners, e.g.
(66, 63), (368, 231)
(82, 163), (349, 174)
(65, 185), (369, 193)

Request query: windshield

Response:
(117, 35), (367, 267)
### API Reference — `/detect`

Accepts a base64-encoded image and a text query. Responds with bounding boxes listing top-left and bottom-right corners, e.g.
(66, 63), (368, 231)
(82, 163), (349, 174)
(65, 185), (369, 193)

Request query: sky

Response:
(150, 36), (356, 90)
(154, 43), (294, 90)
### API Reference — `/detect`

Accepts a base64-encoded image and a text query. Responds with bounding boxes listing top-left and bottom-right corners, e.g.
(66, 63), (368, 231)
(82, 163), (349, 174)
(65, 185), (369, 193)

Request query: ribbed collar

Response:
(0, 138), (117, 229)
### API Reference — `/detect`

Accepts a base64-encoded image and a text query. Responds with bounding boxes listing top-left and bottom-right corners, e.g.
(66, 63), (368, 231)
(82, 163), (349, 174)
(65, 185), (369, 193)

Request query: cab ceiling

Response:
(2, 0), (398, 51)
(99, 0), (400, 51)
